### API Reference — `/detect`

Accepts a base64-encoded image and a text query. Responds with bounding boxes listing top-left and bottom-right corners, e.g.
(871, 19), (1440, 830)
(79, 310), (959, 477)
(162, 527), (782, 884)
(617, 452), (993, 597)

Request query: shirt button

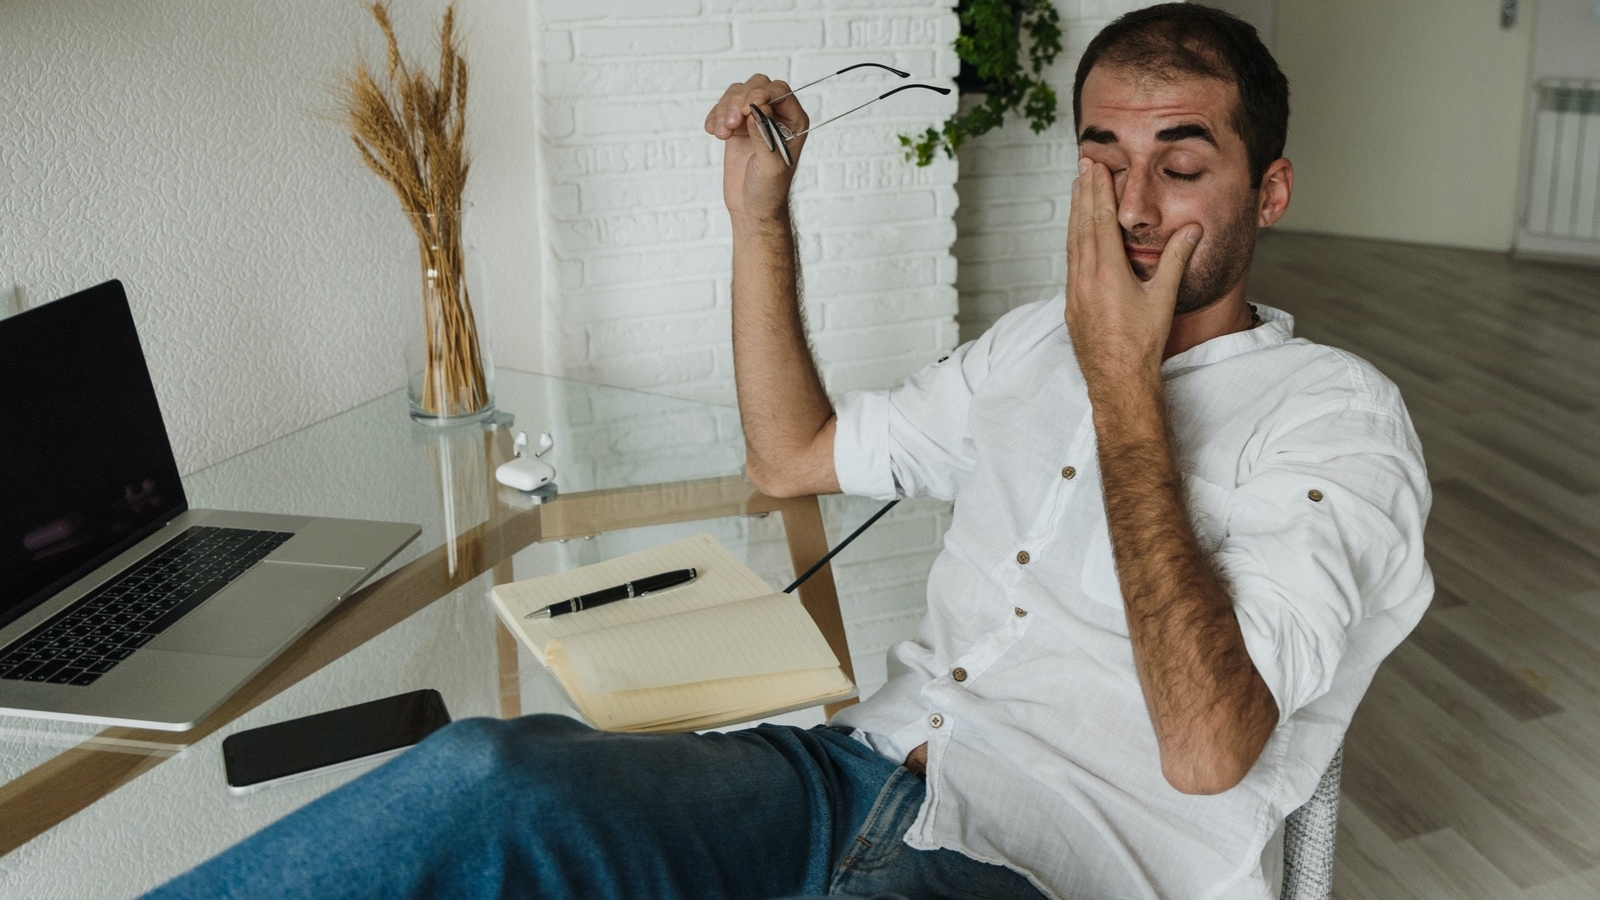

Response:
(1061, 466), (1076, 479)
(1016, 550), (1031, 565)
(1308, 489), (1324, 502)
(929, 713), (944, 728)
(1014, 607), (1027, 617)
(951, 667), (967, 682)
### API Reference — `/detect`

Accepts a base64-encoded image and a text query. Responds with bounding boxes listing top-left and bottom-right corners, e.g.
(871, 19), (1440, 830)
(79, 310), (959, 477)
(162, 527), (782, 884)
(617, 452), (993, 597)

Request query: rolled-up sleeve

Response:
(832, 329), (998, 502)
(1219, 404), (1432, 724)
(833, 390), (897, 500)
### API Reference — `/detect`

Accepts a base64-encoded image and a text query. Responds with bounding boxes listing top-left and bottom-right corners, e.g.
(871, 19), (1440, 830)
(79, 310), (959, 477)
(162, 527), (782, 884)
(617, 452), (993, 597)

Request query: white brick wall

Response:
(527, 1), (1166, 709)
(953, 0), (1162, 340)
(537, 0), (963, 403)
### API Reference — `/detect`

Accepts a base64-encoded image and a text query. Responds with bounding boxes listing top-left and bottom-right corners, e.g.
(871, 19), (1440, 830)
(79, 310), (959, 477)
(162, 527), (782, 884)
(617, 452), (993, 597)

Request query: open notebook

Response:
(490, 534), (856, 732)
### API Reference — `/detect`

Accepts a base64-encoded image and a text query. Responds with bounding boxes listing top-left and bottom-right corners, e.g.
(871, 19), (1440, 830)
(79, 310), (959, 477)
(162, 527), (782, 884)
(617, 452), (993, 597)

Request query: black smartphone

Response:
(222, 689), (452, 794)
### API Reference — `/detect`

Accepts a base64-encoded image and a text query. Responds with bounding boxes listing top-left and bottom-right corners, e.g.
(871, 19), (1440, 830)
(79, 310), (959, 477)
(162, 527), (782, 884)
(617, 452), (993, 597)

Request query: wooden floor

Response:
(1249, 231), (1600, 900)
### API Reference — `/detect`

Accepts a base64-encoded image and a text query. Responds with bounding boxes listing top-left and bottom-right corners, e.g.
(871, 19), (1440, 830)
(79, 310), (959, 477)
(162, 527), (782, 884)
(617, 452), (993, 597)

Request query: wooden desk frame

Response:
(0, 427), (856, 856)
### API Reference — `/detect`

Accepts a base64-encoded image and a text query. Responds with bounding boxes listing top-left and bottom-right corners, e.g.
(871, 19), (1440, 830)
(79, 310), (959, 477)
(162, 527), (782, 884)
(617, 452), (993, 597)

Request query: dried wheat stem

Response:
(339, 2), (483, 417)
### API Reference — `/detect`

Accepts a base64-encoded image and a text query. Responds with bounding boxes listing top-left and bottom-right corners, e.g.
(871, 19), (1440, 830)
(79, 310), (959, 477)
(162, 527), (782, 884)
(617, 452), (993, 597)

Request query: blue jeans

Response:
(145, 714), (1045, 900)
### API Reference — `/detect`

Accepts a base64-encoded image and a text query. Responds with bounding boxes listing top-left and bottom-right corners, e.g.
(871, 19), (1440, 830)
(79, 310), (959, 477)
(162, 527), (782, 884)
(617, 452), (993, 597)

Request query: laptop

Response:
(0, 280), (420, 731)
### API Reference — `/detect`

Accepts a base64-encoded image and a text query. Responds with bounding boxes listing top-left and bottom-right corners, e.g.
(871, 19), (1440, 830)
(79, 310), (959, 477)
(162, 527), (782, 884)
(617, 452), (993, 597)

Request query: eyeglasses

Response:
(748, 63), (952, 167)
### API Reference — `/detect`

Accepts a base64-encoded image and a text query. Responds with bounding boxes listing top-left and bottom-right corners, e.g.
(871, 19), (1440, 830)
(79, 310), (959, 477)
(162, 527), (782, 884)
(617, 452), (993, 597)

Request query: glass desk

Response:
(0, 371), (938, 900)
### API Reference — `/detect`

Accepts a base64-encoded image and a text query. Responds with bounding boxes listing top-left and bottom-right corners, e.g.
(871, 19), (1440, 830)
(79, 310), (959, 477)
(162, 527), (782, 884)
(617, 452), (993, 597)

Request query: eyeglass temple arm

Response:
(782, 84), (953, 141)
(768, 62), (910, 104)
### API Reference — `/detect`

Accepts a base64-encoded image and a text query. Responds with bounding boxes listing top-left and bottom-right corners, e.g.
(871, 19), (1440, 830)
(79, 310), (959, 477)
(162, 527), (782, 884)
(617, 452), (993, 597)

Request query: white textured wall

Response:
(953, 0), (1159, 341)
(1274, 0), (1534, 251)
(463, 2), (553, 377)
(538, 0), (963, 403)
(1531, 0), (1600, 81)
(0, 0), (547, 475)
(1198, 0), (1273, 49)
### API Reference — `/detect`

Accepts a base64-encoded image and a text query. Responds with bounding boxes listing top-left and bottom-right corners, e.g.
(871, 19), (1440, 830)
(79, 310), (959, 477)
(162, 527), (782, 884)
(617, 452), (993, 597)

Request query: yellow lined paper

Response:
(544, 657), (854, 732)
(552, 593), (839, 694)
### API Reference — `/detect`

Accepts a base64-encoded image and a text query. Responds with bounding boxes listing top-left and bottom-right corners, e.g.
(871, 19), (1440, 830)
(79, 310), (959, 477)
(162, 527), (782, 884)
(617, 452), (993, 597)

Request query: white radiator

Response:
(1525, 78), (1600, 242)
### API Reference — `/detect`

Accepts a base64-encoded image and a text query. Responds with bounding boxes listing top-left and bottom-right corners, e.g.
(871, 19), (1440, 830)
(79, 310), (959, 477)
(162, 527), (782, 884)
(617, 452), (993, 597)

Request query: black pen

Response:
(525, 568), (699, 619)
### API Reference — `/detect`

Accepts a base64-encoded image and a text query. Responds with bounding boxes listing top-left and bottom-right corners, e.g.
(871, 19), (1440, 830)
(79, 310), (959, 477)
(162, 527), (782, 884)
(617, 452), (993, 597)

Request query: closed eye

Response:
(1165, 169), (1202, 182)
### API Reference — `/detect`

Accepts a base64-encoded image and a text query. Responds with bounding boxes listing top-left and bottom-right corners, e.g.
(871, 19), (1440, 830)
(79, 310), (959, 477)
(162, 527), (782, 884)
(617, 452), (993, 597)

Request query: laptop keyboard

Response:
(0, 526), (294, 687)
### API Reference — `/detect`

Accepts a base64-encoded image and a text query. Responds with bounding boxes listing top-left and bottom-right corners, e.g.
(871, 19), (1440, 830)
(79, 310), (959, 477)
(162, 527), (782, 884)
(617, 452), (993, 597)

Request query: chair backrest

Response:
(1280, 745), (1343, 900)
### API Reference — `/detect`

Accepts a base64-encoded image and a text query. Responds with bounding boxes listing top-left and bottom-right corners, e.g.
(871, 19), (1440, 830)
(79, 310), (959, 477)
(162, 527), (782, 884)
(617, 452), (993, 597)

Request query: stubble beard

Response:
(1126, 199), (1258, 314)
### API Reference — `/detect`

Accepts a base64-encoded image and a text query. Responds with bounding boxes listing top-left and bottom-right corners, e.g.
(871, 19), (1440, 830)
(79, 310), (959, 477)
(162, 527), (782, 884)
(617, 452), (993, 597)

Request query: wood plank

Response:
(1432, 480), (1600, 586)
(1426, 511), (1597, 601)
(534, 475), (760, 541)
(1341, 678), (1453, 841)
(1421, 435), (1600, 556)
(1406, 614), (1562, 721)
(1426, 550), (1520, 612)
(1330, 799), (1434, 900)
(1401, 828), (1530, 900)
(495, 558), (520, 719)
(1382, 643), (1600, 863)
(1456, 415), (1600, 496)
(1350, 665), (1580, 885)
(1386, 634), (1600, 833)
(1525, 866), (1600, 900)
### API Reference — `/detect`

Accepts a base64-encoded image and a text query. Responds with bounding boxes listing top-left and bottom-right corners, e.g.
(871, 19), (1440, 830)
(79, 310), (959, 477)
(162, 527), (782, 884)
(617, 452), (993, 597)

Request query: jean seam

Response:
(829, 767), (921, 889)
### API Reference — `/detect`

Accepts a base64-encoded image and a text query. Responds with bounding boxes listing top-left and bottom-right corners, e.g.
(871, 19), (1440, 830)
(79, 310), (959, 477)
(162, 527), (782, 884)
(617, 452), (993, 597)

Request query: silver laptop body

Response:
(0, 281), (420, 731)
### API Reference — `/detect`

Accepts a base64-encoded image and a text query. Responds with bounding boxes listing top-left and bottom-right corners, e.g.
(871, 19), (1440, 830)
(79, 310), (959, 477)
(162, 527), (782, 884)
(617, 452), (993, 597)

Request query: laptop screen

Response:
(0, 281), (188, 630)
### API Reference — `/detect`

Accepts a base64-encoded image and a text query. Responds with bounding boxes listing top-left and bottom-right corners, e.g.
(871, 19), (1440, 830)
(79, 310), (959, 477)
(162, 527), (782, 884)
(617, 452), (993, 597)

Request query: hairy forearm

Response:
(730, 210), (835, 495)
(1092, 383), (1278, 795)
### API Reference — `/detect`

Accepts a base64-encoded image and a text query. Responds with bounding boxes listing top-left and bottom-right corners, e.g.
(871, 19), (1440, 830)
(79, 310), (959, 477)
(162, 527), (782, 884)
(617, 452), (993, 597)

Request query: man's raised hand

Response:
(705, 75), (809, 226)
(1064, 158), (1201, 396)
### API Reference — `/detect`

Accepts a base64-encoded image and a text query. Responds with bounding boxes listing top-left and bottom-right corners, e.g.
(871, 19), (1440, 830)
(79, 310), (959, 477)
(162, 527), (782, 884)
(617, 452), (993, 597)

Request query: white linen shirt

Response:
(830, 296), (1432, 900)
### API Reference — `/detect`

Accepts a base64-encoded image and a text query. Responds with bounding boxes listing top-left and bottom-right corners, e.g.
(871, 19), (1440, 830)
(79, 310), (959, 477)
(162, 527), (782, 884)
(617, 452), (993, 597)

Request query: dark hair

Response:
(1071, 3), (1289, 188)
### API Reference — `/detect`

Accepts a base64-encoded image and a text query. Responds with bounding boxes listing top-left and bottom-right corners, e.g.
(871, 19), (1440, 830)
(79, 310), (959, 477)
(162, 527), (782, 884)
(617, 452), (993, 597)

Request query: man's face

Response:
(1077, 65), (1260, 314)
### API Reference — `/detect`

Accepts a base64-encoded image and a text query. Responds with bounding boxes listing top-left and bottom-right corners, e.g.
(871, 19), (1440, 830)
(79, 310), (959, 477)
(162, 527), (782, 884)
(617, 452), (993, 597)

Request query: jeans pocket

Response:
(831, 767), (924, 887)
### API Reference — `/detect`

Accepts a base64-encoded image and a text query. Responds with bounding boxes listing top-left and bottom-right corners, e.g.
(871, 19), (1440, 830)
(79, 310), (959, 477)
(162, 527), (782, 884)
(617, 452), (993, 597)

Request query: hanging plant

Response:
(901, 0), (1063, 166)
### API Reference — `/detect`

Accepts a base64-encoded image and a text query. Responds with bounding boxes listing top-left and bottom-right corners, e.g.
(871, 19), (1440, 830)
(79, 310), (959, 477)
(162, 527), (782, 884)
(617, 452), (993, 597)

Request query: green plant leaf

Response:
(902, 0), (1061, 166)
(1024, 82), (1057, 132)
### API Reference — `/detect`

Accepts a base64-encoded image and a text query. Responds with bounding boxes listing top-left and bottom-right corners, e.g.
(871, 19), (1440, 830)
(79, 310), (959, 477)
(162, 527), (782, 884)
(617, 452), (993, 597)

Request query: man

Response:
(147, 6), (1429, 899)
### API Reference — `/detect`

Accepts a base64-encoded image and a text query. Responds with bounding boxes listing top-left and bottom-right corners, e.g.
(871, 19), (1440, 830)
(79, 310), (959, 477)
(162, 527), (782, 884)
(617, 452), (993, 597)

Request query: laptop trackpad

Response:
(153, 561), (363, 659)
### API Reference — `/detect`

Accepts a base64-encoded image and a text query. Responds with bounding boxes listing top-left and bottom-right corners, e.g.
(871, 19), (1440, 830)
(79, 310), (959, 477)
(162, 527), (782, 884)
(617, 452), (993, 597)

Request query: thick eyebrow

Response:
(1078, 126), (1116, 145)
(1077, 123), (1219, 148)
(1155, 123), (1218, 147)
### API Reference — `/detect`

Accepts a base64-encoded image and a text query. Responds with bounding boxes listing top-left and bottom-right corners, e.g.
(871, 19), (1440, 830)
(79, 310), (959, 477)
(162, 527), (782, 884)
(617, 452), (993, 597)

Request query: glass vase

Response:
(404, 207), (495, 425)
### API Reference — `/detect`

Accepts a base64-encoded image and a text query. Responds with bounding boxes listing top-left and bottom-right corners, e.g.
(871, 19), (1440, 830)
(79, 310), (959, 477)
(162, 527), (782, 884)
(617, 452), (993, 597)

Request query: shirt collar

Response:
(1160, 303), (1295, 376)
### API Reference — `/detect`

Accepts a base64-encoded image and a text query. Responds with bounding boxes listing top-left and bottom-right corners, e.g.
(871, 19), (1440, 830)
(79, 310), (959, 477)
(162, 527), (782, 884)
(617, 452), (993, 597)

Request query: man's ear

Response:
(1256, 158), (1292, 228)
